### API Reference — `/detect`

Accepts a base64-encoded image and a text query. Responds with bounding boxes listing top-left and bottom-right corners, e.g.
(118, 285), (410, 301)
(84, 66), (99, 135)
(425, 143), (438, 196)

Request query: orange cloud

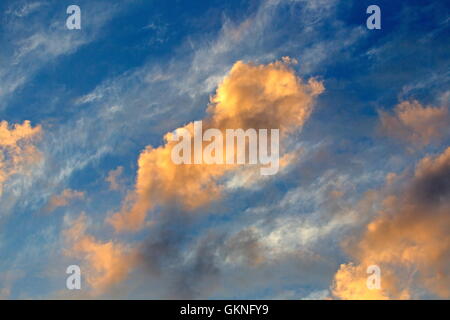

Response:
(108, 59), (324, 232)
(332, 147), (450, 299)
(63, 213), (137, 294)
(106, 166), (124, 190)
(44, 189), (84, 213)
(332, 263), (390, 300)
(379, 100), (449, 147)
(0, 120), (42, 196)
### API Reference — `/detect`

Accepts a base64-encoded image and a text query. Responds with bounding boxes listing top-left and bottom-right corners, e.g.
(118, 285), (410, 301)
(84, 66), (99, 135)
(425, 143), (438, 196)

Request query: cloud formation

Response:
(63, 213), (137, 293)
(105, 61), (324, 231)
(0, 120), (42, 196)
(332, 146), (450, 299)
(379, 100), (449, 147)
(106, 166), (124, 191)
(108, 59), (324, 232)
(43, 189), (85, 213)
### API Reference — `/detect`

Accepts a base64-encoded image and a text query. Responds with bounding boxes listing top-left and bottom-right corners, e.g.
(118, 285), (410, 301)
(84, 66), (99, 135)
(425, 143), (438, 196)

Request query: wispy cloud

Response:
(0, 0), (122, 108)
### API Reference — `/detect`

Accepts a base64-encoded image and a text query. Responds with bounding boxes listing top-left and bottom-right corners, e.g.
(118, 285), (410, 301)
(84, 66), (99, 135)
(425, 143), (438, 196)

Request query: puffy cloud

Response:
(207, 60), (324, 133)
(63, 213), (138, 294)
(332, 263), (390, 300)
(332, 147), (450, 299)
(0, 120), (42, 196)
(108, 59), (324, 232)
(43, 189), (85, 213)
(379, 100), (449, 147)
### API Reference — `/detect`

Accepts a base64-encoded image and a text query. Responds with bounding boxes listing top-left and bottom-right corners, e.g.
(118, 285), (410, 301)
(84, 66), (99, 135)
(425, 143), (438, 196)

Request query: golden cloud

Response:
(44, 189), (85, 213)
(332, 147), (450, 299)
(379, 100), (449, 147)
(106, 166), (124, 191)
(108, 59), (324, 232)
(0, 120), (42, 196)
(63, 213), (138, 293)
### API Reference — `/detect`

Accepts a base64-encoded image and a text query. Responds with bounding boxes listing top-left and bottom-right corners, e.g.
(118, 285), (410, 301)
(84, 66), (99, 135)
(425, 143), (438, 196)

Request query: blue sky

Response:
(0, 0), (449, 299)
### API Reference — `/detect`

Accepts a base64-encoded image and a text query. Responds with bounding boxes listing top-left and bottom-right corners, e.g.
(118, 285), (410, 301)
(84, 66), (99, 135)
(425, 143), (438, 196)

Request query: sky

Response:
(0, 0), (449, 299)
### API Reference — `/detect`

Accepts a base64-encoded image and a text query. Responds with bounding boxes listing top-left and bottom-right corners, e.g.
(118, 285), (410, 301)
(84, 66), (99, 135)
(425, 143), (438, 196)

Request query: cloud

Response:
(6, 1), (44, 18)
(332, 263), (390, 300)
(107, 59), (324, 232)
(106, 166), (124, 191)
(63, 213), (137, 294)
(332, 146), (450, 299)
(75, 92), (104, 105)
(0, 120), (42, 197)
(28, 0), (348, 225)
(379, 100), (449, 147)
(0, 270), (24, 300)
(136, 220), (331, 299)
(0, 0), (398, 299)
(43, 189), (85, 213)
